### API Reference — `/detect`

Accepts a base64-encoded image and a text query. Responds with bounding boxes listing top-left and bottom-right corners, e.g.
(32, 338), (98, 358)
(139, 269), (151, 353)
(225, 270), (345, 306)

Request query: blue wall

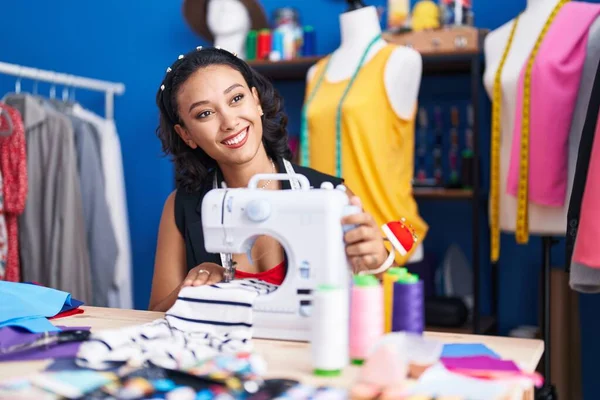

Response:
(0, 0), (598, 397)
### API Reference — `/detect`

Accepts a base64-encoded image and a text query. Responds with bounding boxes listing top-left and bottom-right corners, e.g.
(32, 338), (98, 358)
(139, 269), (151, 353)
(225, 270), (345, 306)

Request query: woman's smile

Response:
(221, 126), (249, 149)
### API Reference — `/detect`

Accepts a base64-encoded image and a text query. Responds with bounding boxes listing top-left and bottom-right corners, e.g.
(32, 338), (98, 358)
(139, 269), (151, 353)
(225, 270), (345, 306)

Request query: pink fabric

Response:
(507, 3), (600, 207)
(573, 114), (600, 268)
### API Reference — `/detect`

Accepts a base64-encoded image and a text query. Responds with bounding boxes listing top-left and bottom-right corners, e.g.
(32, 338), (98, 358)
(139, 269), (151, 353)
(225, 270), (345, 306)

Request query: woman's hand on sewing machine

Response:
(341, 196), (389, 274)
(182, 263), (225, 287)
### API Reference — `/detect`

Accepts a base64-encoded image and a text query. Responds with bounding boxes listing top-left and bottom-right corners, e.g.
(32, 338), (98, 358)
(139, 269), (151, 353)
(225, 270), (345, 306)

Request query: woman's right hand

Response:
(182, 262), (225, 287)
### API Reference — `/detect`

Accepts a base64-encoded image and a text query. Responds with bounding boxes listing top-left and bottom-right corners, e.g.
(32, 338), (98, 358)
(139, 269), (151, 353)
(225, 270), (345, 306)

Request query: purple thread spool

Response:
(391, 274), (424, 334)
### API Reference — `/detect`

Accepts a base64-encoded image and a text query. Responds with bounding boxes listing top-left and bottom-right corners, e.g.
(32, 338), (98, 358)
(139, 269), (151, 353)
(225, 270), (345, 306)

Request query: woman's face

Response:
(174, 64), (263, 166)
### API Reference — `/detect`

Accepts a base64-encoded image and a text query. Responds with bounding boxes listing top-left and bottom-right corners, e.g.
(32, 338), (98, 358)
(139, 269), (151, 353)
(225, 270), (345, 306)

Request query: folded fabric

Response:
(441, 356), (519, 372)
(24, 281), (85, 314)
(441, 356), (544, 388)
(49, 308), (85, 320)
(76, 279), (277, 370)
(440, 343), (500, 359)
(0, 325), (90, 362)
(0, 281), (73, 332)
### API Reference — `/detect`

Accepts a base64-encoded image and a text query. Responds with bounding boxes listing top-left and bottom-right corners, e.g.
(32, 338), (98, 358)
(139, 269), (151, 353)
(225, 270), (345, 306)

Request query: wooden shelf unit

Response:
(414, 187), (474, 200)
(247, 27), (490, 79)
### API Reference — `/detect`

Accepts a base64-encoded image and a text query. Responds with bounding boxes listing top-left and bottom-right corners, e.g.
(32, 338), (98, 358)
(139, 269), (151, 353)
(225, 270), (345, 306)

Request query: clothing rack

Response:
(0, 61), (125, 120)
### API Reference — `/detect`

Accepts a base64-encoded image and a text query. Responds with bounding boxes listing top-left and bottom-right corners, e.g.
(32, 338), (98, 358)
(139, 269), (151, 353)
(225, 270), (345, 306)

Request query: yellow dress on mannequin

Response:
(303, 44), (428, 264)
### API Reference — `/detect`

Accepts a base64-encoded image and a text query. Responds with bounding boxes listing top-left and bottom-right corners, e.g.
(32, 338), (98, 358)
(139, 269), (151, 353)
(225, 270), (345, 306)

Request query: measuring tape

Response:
(516, 0), (570, 244)
(490, 0), (570, 261)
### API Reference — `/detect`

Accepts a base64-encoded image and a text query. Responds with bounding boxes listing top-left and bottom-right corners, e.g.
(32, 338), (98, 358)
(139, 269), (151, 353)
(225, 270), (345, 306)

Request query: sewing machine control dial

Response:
(245, 199), (271, 222)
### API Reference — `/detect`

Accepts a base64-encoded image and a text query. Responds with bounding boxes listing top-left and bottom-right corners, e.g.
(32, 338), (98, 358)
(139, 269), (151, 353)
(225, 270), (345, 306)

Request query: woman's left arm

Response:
(341, 187), (391, 277)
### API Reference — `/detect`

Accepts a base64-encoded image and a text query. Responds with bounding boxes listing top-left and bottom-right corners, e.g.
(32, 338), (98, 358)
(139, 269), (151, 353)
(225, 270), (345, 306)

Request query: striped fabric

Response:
(76, 279), (277, 370)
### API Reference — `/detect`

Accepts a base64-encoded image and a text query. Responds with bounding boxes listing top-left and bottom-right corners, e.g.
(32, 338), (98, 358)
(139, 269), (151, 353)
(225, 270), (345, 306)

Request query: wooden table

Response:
(0, 306), (544, 395)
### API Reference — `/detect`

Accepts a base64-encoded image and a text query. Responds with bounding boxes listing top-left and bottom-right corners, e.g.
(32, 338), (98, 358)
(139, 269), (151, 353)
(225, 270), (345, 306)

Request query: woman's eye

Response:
(232, 94), (244, 103)
(197, 111), (212, 119)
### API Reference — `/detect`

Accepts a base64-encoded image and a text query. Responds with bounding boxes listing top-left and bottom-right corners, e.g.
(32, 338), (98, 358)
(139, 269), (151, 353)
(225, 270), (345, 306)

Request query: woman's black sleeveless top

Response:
(174, 156), (344, 271)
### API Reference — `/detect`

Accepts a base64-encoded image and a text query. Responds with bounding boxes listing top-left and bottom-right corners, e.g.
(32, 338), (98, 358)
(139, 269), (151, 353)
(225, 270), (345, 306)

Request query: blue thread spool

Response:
(271, 29), (284, 61)
(302, 26), (316, 57)
(391, 273), (424, 334)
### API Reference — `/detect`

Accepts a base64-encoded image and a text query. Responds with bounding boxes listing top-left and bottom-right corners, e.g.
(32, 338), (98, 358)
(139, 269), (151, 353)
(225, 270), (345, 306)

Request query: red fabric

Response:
(235, 261), (286, 286)
(0, 104), (27, 282)
(573, 113), (600, 268)
(48, 308), (85, 320)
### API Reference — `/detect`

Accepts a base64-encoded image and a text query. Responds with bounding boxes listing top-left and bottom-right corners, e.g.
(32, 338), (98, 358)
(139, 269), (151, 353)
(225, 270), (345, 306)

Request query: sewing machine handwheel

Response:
(248, 173), (310, 190)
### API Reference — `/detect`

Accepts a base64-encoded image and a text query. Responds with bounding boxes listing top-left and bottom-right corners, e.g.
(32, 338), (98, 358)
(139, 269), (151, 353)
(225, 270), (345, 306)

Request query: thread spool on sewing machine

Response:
(201, 172), (360, 344)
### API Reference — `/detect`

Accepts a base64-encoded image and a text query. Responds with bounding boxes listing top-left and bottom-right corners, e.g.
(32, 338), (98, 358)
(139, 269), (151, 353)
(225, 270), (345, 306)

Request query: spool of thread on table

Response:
(350, 275), (384, 365)
(383, 267), (408, 333)
(311, 284), (349, 376)
(391, 274), (424, 334)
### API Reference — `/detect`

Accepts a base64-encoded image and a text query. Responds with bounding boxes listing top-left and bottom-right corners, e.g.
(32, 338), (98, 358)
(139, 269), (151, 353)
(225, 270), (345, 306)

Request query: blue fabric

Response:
(23, 282), (84, 313)
(0, 282), (72, 333)
(441, 343), (500, 359)
(60, 298), (84, 314)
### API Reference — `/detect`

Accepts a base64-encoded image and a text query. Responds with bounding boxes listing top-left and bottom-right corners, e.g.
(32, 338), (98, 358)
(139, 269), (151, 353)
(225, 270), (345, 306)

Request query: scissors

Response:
(0, 329), (91, 355)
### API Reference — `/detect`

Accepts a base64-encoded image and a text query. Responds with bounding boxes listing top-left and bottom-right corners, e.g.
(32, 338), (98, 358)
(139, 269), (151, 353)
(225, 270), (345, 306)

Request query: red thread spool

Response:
(257, 29), (272, 60)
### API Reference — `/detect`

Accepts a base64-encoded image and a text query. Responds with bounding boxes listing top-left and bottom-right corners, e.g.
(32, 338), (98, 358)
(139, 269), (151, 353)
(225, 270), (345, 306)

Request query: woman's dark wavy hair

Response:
(155, 47), (293, 193)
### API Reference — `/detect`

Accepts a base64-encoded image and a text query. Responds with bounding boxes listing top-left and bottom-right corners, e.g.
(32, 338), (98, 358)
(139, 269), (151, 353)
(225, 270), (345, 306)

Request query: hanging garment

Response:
(0, 103), (27, 282)
(565, 21), (600, 292)
(3, 94), (92, 304)
(71, 104), (133, 309)
(506, 3), (600, 208)
(485, 3), (600, 260)
(303, 44), (428, 265)
(571, 110), (600, 275)
(44, 101), (118, 307)
(76, 279), (277, 370)
(0, 170), (7, 280)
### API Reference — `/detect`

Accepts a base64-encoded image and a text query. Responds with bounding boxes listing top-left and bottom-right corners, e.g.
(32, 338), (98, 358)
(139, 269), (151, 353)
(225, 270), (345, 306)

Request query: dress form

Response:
(482, 0), (599, 235)
(306, 5), (425, 263)
(307, 6), (422, 120)
(206, 0), (251, 59)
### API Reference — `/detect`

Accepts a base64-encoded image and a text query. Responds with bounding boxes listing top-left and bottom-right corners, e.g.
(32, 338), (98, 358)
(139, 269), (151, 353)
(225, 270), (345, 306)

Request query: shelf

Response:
(413, 187), (473, 200)
(247, 52), (479, 80)
(247, 56), (321, 80)
(426, 316), (497, 335)
(246, 28), (487, 80)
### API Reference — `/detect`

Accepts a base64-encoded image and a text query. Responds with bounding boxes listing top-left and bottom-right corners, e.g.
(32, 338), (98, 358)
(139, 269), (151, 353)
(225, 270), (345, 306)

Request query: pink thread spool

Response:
(350, 275), (384, 365)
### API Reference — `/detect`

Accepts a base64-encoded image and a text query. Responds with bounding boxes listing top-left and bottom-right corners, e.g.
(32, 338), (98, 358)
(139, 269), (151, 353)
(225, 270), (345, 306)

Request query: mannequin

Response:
(307, 6), (422, 120)
(483, 0), (600, 240)
(206, 0), (251, 59)
(304, 5), (426, 264)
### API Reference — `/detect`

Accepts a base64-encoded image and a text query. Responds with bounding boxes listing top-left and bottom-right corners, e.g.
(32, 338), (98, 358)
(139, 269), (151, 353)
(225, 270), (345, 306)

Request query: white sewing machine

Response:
(202, 173), (356, 342)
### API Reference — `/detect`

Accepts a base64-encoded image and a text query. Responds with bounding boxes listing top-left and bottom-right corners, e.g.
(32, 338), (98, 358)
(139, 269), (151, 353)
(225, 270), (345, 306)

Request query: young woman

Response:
(149, 47), (389, 312)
